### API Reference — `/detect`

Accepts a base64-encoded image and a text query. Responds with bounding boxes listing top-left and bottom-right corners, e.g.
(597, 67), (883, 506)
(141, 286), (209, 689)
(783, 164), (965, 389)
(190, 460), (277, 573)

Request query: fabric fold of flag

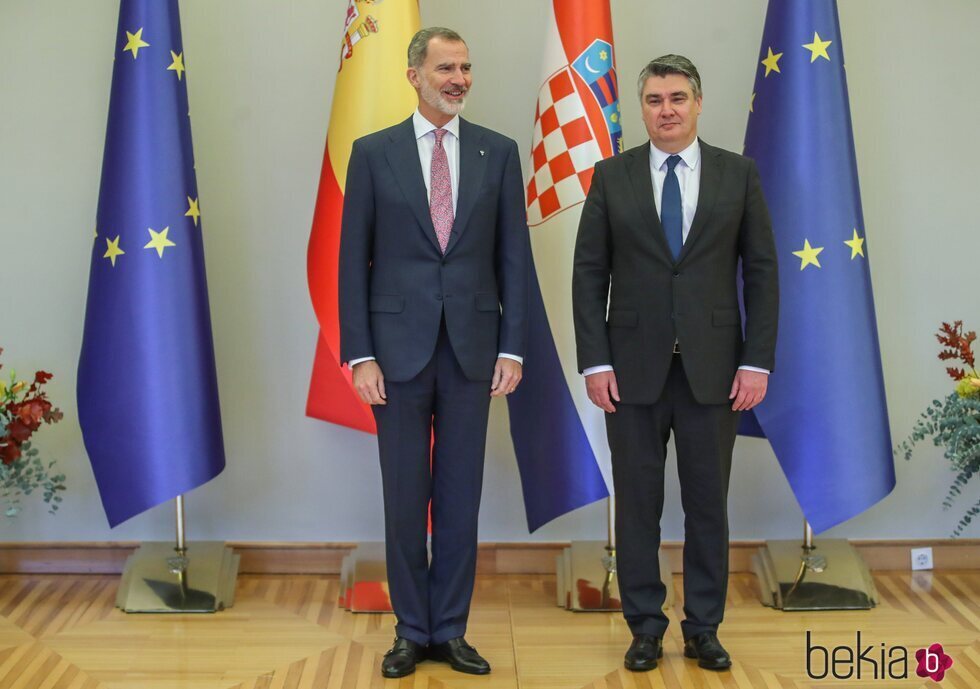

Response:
(741, 0), (895, 532)
(305, 0), (420, 432)
(78, 0), (225, 527)
(507, 0), (619, 532)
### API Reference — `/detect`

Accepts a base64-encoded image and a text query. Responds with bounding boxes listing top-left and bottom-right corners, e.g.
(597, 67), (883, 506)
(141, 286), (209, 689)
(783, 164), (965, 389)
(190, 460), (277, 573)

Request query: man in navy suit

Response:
(338, 27), (529, 679)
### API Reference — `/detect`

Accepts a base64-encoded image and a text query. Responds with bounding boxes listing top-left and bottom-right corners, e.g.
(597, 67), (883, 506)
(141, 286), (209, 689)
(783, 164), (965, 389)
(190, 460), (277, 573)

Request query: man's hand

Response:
(585, 370), (620, 413)
(352, 360), (387, 405)
(490, 358), (523, 397)
(729, 369), (768, 411)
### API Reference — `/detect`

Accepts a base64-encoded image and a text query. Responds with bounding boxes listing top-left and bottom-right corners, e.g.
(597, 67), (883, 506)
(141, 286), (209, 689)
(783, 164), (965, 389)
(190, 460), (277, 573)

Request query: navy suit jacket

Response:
(339, 116), (530, 382)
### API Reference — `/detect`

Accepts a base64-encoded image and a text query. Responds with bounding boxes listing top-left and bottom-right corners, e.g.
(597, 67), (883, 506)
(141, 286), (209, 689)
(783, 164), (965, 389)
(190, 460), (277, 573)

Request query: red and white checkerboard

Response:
(526, 68), (603, 226)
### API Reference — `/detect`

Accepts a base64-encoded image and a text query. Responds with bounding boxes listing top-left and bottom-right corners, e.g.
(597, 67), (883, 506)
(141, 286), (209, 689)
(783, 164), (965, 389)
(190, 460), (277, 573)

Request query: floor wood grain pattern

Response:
(0, 572), (975, 688)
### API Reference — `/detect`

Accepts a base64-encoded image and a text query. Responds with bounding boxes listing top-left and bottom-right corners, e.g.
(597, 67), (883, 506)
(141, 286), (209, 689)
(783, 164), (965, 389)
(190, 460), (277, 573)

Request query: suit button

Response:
(673, 272), (680, 278)
(435, 294), (443, 301)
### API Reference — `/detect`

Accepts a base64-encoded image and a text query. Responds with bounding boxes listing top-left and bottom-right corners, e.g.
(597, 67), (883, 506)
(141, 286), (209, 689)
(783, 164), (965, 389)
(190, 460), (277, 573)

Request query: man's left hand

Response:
(491, 358), (523, 397)
(729, 369), (768, 411)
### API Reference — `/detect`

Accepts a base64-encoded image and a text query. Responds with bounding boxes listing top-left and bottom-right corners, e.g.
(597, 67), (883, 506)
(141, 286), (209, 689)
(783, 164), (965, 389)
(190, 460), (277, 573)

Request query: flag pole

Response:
(607, 495), (615, 550)
(175, 494), (187, 553)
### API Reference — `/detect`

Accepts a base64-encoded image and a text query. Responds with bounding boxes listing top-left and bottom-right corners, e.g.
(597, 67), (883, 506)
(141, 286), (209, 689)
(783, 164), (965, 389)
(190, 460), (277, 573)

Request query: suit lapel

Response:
(445, 118), (486, 256)
(384, 117), (442, 254)
(678, 139), (724, 263)
(626, 143), (674, 260)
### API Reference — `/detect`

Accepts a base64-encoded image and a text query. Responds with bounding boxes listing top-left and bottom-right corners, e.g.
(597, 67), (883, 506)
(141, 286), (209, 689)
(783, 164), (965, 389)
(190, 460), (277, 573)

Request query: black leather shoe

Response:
(429, 637), (491, 675)
(684, 631), (732, 670)
(624, 634), (663, 671)
(381, 637), (426, 678)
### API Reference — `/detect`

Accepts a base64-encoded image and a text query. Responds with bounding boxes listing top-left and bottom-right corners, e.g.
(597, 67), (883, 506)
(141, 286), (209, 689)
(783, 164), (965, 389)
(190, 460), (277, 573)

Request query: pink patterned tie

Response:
(429, 128), (454, 253)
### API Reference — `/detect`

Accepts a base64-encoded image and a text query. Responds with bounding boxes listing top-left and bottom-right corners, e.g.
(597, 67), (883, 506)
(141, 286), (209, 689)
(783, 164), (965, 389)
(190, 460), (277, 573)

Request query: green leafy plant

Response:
(0, 348), (67, 516)
(898, 322), (980, 536)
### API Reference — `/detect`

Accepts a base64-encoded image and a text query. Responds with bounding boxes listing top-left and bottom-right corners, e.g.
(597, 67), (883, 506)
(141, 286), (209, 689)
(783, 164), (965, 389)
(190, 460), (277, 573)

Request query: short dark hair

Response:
(636, 54), (702, 100)
(407, 27), (466, 69)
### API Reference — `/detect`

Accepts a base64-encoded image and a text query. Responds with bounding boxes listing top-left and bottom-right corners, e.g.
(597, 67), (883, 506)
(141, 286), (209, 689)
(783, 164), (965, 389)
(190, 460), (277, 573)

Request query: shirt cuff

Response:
(583, 364), (614, 376)
(738, 365), (770, 375)
(498, 353), (523, 365)
(348, 356), (376, 368)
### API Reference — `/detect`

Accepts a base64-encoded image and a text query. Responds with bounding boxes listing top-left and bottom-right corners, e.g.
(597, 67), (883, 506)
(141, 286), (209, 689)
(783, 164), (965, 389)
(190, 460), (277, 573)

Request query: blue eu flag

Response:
(741, 0), (895, 532)
(78, 0), (225, 527)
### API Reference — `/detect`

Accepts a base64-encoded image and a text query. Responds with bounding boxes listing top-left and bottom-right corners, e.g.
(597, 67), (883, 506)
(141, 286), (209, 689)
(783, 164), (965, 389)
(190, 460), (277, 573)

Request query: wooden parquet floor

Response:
(0, 571), (977, 688)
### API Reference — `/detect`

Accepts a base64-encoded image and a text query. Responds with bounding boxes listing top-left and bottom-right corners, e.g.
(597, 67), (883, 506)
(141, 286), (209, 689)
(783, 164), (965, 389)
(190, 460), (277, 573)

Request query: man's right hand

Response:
(585, 370), (619, 413)
(352, 360), (387, 405)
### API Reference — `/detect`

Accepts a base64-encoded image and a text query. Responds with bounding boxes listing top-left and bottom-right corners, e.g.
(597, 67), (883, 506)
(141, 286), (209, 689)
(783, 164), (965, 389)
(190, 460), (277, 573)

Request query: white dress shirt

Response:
(350, 110), (522, 368)
(413, 109), (460, 213)
(583, 139), (768, 377)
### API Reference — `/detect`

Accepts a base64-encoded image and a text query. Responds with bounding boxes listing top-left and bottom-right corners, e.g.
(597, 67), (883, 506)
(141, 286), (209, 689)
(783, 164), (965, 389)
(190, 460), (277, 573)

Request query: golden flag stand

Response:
(753, 518), (878, 610)
(116, 495), (239, 613)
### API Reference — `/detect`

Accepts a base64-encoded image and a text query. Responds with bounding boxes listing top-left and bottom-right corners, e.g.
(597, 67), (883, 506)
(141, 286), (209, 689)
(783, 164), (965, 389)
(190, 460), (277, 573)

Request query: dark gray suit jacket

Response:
(339, 116), (530, 382)
(572, 139), (779, 405)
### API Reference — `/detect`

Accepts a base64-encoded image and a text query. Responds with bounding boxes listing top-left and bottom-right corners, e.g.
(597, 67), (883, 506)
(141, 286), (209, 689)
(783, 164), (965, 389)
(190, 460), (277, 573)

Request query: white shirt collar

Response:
(649, 137), (700, 171)
(413, 109), (460, 141)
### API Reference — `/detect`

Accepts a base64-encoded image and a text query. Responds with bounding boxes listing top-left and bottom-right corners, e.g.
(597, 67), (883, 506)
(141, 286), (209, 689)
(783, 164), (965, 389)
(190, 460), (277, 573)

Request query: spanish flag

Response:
(306, 1), (420, 431)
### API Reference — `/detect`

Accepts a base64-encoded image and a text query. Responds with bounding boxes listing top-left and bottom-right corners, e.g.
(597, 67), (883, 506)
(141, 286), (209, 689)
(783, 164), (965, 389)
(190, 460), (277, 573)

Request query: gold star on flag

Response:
(844, 228), (865, 259)
(599, 49), (608, 61)
(185, 197), (201, 226)
(103, 236), (124, 267)
(93, 227), (98, 240)
(167, 51), (185, 80)
(803, 32), (833, 63)
(123, 28), (150, 60)
(144, 227), (175, 258)
(761, 47), (783, 77)
(792, 239), (824, 270)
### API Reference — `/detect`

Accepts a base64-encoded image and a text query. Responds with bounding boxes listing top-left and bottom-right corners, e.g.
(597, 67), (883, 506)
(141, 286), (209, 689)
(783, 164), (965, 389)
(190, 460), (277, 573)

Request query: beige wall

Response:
(0, 0), (976, 542)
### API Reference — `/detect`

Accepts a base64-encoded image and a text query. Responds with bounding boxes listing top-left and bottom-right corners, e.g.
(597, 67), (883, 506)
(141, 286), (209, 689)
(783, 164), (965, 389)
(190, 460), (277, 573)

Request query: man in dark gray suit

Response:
(572, 55), (778, 672)
(338, 27), (529, 679)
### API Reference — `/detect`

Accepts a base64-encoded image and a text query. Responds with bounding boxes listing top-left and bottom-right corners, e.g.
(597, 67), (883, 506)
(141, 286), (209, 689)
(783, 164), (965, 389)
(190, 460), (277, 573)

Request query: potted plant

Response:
(898, 322), (980, 535)
(0, 348), (67, 517)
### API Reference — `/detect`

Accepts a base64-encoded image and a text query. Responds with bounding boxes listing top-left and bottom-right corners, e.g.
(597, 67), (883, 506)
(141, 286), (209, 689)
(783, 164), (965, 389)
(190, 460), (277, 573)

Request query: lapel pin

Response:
(479, 150), (485, 156)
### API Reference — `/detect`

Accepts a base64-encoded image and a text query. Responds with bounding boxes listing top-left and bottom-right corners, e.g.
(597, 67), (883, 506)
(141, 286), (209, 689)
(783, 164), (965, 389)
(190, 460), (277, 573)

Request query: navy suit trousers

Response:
(372, 319), (491, 645)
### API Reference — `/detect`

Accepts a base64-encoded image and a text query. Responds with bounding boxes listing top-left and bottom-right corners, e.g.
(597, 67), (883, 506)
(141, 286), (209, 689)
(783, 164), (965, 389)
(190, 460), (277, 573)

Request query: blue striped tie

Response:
(661, 154), (683, 260)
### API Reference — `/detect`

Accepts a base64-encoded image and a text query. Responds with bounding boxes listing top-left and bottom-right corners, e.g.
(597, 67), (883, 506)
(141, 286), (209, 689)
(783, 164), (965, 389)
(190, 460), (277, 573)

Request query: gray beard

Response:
(420, 79), (466, 116)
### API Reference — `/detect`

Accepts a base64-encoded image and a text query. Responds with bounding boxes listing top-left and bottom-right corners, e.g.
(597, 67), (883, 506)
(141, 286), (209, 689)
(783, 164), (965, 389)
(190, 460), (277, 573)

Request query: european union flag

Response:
(78, 0), (224, 527)
(741, 0), (895, 532)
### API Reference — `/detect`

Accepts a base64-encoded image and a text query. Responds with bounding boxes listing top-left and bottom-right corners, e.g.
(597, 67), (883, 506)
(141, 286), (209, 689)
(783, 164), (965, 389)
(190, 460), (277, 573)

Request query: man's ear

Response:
(407, 67), (420, 89)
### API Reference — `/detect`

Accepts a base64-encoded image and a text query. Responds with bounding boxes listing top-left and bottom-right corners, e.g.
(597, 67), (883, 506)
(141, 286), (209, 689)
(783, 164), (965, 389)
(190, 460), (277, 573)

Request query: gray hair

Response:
(636, 54), (702, 100)
(407, 27), (466, 69)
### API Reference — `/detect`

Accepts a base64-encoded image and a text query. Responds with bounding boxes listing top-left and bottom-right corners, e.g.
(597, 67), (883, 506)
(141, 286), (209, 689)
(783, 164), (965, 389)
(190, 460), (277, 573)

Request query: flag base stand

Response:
(116, 541), (239, 613)
(753, 538), (878, 611)
(557, 541), (673, 611)
(338, 543), (394, 613)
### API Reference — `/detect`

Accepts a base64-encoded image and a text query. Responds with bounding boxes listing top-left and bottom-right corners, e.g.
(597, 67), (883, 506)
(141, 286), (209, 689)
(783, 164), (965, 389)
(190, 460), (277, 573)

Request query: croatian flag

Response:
(506, 0), (621, 531)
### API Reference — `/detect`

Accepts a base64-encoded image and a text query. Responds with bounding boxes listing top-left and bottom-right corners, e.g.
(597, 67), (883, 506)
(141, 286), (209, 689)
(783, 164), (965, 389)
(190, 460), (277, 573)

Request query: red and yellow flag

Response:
(306, 0), (420, 431)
